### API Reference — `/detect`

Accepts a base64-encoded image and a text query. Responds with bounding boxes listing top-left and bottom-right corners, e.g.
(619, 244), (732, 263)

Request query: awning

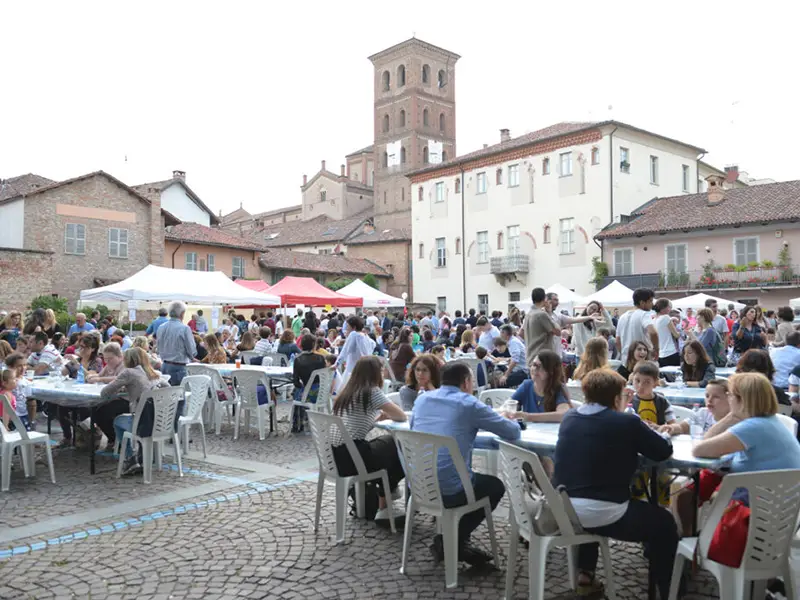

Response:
(267, 276), (362, 307)
(337, 279), (404, 308)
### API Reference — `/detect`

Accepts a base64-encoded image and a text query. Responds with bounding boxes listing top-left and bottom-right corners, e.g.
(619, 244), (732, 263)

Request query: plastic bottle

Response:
(675, 370), (684, 389)
(289, 353), (295, 367)
(690, 403), (704, 440)
(625, 403), (636, 415)
(445, 347), (451, 361)
(76, 365), (85, 384)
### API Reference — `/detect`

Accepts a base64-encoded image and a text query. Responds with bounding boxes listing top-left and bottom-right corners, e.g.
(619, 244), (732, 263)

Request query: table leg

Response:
(647, 466), (658, 600)
(71, 409), (78, 447)
(47, 407), (52, 436)
(691, 470), (701, 536)
(90, 407), (96, 475)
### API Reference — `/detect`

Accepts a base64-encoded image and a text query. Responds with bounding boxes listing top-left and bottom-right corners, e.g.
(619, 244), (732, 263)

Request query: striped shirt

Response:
(331, 388), (389, 445)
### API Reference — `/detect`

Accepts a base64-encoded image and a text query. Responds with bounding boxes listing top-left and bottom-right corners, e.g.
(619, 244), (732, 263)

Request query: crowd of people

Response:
(3, 286), (800, 598)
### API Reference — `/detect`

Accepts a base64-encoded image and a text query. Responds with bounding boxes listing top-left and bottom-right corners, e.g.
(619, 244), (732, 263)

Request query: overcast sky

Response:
(2, 1), (797, 218)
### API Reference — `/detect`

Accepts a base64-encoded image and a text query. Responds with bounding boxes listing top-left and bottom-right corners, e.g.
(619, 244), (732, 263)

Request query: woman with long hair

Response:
(572, 337), (610, 381)
(331, 356), (407, 521)
(680, 340), (715, 388)
(235, 331), (256, 354)
(508, 307), (522, 329)
(277, 329), (301, 361)
(616, 341), (650, 382)
(0, 311), (23, 349)
(202, 333), (228, 364)
(731, 306), (767, 361)
(389, 328), (416, 381)
(736, 349), (791, 406)
(42, 309), (61, 339)
(398, 354), (441, 410)
(511, 349), (572, 423)
(453, 324), (467, 347)
(772, 306), (796, 347)
(459, 329), (477, 354)
(572, 301), (611, 357)
(56, 333), (103, 447)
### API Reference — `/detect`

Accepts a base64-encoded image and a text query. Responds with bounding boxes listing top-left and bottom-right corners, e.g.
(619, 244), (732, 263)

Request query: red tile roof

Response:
(259, 248), (389, 278)
(347, 214), (411, 244)
(596, 180), (800, 239)
(0, 174), (56, 201)
(166, 222), (266, 251)
(257, 209), (373, 248)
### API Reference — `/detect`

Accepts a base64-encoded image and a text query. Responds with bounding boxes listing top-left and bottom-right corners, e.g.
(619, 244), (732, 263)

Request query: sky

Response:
(2, 0), (798, 218)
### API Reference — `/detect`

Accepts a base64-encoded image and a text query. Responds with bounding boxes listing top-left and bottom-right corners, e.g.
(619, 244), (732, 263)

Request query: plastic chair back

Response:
(479, 389), (514, 409)
(135, 387), (183, 443)
(261, 356), (274, 366)
(697, 469), (800, 573)
(181, 375), (211, 419)
(239, 351), (260, 365)
(300, 368), (334, 413)
(0, 395), (31, 442)
(498, 441), (582, 538)
(381, 356), (403, 385)
(187, 364), (234, 402)
(232, 369), (269, 410)
(776, 414), (798, 436)
(386, 392), (402, 406)
(454, 357), (488, 391)
(308, 411), (369, 478)
(392, 429), (476, 513)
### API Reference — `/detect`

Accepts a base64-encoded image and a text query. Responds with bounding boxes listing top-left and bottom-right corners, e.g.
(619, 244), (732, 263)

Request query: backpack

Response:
(709, 328), (727, 368)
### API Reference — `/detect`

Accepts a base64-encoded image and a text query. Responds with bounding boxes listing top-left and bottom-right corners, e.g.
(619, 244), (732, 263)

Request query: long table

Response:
(187, 363), (292, 381)
(28, 379), (111, 474)
(660, 365), (735, 378)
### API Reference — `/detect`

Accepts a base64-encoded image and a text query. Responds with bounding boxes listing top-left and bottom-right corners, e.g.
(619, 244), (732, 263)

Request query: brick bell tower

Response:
(368, 38), (460, 224)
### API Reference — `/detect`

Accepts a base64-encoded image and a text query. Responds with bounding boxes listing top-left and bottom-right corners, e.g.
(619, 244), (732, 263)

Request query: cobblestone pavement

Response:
(0, 406), (766, 599)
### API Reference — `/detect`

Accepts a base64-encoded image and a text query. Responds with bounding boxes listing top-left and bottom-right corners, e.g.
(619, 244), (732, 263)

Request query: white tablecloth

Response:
(188, 363), (292, 380)
(660, 365), (735, 378)
(28, 380), (108, 408)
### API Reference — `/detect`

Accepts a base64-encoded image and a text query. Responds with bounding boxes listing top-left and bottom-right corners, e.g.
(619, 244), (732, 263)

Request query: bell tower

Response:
(368, 38), (460, 221)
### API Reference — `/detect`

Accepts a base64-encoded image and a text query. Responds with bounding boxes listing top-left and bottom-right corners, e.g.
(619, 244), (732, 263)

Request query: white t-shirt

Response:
(655, 315), (678, 358)
(620, 309), (656, 358)
(712, 314), (729, 335)
(682, 406), (716, 432)
(366, 315), (379, 333)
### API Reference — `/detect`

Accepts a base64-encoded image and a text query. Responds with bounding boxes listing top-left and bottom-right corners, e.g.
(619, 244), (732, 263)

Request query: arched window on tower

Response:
(382, 70), (390, 91)
(438, 69), (446, 88)
(423, 108), (429, 127)
(423, 146), (429, 164)
(439, 113), (445, 132)
(422, 64), (430, 84)
(401, 146), (406, 164)
(382, 114), (389, 133)
(397, 64), (406, 87)
(398, 109), (405, 127)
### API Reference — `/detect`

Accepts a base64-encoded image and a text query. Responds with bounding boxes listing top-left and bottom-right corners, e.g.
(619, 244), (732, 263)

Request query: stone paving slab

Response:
(0, 476), (722, 599)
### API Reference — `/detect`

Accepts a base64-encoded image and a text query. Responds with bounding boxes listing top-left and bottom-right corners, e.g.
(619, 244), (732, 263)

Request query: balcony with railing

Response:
(491, 254), (529, 285)
(601, 264), (800, 292)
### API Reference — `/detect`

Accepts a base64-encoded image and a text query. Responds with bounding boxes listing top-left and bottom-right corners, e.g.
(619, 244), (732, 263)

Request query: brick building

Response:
(164, 222), (265, 279)
(0, 171), (178, 311)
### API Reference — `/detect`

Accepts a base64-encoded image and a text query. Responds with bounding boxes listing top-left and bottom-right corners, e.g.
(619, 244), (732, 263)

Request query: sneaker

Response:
(121, 458), (142, 476)
(427, 534), (494, 567)
(374, 506), (405, 521)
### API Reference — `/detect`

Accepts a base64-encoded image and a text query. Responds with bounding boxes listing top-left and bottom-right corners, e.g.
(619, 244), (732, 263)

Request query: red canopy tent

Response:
(267, 276), (362, 307)
(235, 279), (271, 293)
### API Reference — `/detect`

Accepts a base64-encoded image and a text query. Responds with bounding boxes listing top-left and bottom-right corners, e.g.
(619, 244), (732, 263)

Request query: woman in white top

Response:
(653, 298), (680, 367)
(335, 316), (376, 385)
(331, 355), (407, 521)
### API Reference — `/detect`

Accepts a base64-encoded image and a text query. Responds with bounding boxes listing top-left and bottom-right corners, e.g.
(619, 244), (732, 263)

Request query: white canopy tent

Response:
(337, 279), (405, 308)
(578, 280), (635, 308)
(79, 265), (281, 307)
(515, 284), (583, 313)
(670, 293), (745, 312)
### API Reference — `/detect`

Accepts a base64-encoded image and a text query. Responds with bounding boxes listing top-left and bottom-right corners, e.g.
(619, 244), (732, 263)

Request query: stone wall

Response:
(0, 248), (54, 311)
(346, 240), (410, 299)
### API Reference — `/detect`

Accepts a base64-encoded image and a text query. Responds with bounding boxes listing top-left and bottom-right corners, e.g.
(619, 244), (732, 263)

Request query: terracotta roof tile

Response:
(259, 248), (389, 277)
(166, 222), (266, 251)
(347, 215), (411, 244)
(257, 209), (373, 247)
(596, 180), (800, 239)
(0, 174), (56, 201)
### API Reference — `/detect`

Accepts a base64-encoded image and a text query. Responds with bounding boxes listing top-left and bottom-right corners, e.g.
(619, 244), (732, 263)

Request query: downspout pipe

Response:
(461, 167), (466, 312)
(171, 240), (183, 268)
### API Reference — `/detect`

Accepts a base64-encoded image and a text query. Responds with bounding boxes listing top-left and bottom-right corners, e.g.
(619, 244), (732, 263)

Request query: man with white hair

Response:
(156, 301), (196, 386)
(67, 312), (96, 337)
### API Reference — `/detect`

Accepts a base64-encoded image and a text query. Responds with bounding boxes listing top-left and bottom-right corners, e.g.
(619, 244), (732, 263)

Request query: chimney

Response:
(302, 174), (307, 186)
(172, 170), (186, 181)
(724, 165), (739, 185)
(149, 192), (164, 265)
(500, 128), (511, 143)
(340, 164), (346, 177)
(321, 160), (326, 172)
(705, 174), (726, 205)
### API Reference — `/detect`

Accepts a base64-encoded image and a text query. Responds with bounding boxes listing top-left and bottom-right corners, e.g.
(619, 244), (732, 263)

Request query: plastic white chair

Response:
(392, 429), (500, 589)
(778, 403), (793, 416)
(498, 441), (617, 599)
(777, 413), (798, 436)
(668, 469), (800, 600)
(671, 405), (694, 422)
(187, 364), (237, 434)
(238, 351), (261, 365)
(454, 358), (489, 394)
(288, 368), (334, 435)
(479, 388), (514, 409)
(179, 375), (211, 457)
(232, 369), (272, 441)
(0, 396), (56, 492)
(381, 357), (404, 392)
(307, 412), (396, 543)
(116, 387), (184, 484)
(566, 382), (585, 404)
(260, 356), (274, 366)
(386, 392), (402, 407)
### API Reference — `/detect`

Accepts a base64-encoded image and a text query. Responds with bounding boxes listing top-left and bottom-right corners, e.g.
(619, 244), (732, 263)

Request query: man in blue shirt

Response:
(146, 308), (170, 338)
(67, 313), (96, 337)
(498, 324), (529, 387)
(772, 331), (800, 389)
(411, 362), (520, 564)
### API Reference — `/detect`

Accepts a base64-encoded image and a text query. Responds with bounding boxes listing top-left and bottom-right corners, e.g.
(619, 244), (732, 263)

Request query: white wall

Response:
(411, 125), (702, 312)
(0, 199), (24, 248)
(161, 185), (211, 226)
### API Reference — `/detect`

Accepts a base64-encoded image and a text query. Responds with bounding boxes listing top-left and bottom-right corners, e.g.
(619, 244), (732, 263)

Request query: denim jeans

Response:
(441, 473), (505, 545)
(113, 401), (155, 459)
(160, 363), (186, 430)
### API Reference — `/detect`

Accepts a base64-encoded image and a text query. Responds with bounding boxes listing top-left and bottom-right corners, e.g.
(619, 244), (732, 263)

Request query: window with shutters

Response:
(207, 254), (215, 271)
(437, 296), (447, 313)
(185, 252), (197, 270)
(65, 223), (86, 255)
(436, 238), (446, 267)
(559, 152), (573, 176)
(613, 248), (633, 276)
(435, 182), (445, 203)
(559, 218), (575, 254)
(478, 294), (489, 314)
(108, 227), (128, 258)
(232, 256), (245, 278)
(734, 237), (759, 266)
(508, 164), (519, 187)
(507, 225), (520, 254)
(665, 243), (688, 273)
(477, 231), (489, 263)
(476, 172), (487, 194)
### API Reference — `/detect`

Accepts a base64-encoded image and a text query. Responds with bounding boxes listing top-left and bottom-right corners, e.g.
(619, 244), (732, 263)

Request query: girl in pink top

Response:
(0, 369), (18, 428)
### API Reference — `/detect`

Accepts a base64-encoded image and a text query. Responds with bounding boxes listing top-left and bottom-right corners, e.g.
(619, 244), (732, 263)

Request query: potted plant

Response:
(761, 259), (775, 268)
(747, 261), (760, 270)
